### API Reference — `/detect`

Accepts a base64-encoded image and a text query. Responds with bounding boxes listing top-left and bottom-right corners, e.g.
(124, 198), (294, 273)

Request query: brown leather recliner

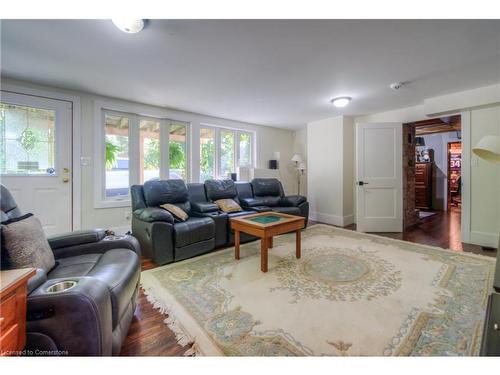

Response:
(0, 184), (141, 356)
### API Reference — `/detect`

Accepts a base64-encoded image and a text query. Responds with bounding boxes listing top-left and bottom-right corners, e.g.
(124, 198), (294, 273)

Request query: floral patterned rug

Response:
(140, 224), (495, 356)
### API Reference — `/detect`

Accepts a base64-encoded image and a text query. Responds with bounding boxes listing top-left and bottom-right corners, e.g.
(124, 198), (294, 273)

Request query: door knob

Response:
(357, 181), (369, 186)
(63, 167), (70, 173)
(62, 177), (70, 183)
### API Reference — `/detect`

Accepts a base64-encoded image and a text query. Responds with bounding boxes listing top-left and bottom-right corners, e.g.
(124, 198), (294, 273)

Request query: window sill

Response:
(94, 199), (131, 209)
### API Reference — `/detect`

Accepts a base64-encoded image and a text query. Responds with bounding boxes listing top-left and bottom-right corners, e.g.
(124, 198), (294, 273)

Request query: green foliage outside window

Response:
(105, 141), (121, 170)
(200, 138), (215, 181)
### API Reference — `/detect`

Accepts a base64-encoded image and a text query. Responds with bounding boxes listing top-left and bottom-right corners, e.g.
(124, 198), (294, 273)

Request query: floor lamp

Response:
(291, 154), (302, 194)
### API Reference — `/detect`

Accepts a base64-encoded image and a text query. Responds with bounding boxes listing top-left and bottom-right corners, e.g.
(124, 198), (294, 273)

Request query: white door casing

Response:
(1, 91), (72, 235)
(356, 122), (403, 232)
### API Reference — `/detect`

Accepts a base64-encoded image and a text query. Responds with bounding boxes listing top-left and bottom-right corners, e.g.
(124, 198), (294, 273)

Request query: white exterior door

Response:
(356, 122), (403, 232)
(0, 91), (72, 235)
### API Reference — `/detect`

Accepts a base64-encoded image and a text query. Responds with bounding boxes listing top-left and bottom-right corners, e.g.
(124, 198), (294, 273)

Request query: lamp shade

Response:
(291, 154), (302, 163)
(472, 135), (500, 163)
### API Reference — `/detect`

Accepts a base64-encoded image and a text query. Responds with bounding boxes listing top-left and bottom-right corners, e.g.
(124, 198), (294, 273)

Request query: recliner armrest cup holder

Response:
(46, 280), (78, 294)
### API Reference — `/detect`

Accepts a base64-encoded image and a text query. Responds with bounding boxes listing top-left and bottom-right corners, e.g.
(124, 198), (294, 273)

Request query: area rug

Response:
(140, 224), (495, 356)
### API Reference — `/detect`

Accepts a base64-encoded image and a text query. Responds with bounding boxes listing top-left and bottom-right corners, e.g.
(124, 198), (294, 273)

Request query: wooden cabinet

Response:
(415, 162), (433, 210)
(1, 268), (35, 356)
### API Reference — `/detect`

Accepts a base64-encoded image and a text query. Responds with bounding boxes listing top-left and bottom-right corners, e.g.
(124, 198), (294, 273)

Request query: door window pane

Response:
(219, 130), (235, 179)
(105, 114), (129, 198)
(239, 132), (252, 168)
(0, 103), (56, 175)
(200, 127), (215, 182)
(139, 119), (160, 183)
(169, 123), (187, 180)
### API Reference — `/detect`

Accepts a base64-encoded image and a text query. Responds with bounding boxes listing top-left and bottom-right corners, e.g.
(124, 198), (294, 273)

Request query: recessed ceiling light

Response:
(112, 19), (145, 34)
(331, 97), (352, 108)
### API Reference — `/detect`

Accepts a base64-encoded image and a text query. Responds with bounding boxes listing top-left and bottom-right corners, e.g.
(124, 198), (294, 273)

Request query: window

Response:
(219, 130), (235, 179)
(200, 127), (215, 181)
(139, 119), (160, 183)
(199, 126), (255, 182)
(99, 108), (190, 206)
(104, 113), (130, 199)
(238, 132), (252, 168)
(0, 103), (56, 175)
(169, 122), (188, 180)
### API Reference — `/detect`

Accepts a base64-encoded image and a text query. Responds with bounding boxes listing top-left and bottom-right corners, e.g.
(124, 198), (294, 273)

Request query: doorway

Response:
(0, 91), (73, 235)
(403, 115), (462, 244)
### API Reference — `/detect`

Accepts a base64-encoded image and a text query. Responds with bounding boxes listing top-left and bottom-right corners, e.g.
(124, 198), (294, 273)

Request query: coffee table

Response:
(230, 212), (305, 272)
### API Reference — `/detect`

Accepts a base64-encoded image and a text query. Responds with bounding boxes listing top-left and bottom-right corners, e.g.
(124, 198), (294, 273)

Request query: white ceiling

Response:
(1, 19), (499, 129)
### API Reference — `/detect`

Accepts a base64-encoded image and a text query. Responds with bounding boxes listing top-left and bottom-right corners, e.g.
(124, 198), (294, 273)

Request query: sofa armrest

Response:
(52, 235), (141, 259)
(239, 197), (265, 208)
(133, 207), (174, 224)
(27, 277), (113, 355)
(191, 202), (219, 214)
(27, 268), (48, 295)
(280, 195), (307, 207)
(48, 229), (106, 250)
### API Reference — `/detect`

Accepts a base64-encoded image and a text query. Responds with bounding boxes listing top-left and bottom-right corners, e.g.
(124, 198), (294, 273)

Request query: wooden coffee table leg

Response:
(296, 229), (301, 259)
(235, 230), (240, 260)
(261, 237), (268, 272)
(268, 236), (273, 248)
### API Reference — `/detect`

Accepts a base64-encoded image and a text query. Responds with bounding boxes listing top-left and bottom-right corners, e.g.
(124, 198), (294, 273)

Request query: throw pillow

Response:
(160, 203), (189, 221)
(214, 199), (242, 213)
(1, 213), (55, 273)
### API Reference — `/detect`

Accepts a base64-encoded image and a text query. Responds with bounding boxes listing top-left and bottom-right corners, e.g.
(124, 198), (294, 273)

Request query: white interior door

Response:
(0, 91), (72, 235)
(356, 122), (403, 232)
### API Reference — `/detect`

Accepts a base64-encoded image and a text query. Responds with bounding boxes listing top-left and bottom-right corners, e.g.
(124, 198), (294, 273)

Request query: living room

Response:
(1, 2), (500, 374)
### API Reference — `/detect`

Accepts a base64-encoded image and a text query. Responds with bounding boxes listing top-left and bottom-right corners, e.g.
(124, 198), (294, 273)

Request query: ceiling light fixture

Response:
(112, 19), (145, 34)
(331, 97), (352, 108)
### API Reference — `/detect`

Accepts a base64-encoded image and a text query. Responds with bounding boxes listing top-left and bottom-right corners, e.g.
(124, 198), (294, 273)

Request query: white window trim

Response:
(199, 123), (255, 181)
(94, 101), (191, 208)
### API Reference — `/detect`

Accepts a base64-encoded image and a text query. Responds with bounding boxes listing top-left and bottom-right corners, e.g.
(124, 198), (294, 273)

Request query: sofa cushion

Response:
(205, 179), (238, 201)
(214, 198), (242, 213)
(47, 249), (140, 329)
(174, 217), (215, 248)
(271, 206), (302, 216)
(1, 213), (55, 273)
(143, 179), (189, 207)
(161, 203), (188, 221)
(251, 178), (283, 197)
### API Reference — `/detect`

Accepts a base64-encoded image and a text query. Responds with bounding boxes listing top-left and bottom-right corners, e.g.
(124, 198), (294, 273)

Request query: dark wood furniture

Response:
(230, 212), (305, 273)
(0, 268), (36, 356)
(415, 162), (433, 210)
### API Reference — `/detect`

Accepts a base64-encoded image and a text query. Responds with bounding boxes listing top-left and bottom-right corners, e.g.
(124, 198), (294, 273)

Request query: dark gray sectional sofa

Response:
(131, 178), (309, 265)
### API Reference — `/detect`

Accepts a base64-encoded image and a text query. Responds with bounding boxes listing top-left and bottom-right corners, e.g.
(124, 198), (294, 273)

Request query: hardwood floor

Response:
(120, 208), (497, 355)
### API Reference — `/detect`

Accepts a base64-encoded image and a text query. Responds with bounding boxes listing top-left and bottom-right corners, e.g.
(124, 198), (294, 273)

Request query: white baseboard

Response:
(469, 231), (499, 249)
(309, 212), (354, 227)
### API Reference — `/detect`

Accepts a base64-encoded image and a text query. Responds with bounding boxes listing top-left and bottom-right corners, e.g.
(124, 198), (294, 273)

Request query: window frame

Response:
(199, 124), (255, 181)
(95, 107), (190, 208)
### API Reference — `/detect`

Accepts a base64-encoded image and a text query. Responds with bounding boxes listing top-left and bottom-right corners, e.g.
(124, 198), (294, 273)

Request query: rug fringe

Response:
(142, 287), (201, 356)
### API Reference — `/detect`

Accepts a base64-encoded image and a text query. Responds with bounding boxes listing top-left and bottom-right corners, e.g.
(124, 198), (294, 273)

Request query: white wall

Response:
(469, 106), (500, 247)
(307, 115), (354, 226)
(2, 78), (297, 232)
